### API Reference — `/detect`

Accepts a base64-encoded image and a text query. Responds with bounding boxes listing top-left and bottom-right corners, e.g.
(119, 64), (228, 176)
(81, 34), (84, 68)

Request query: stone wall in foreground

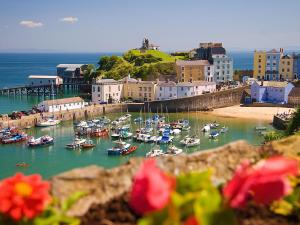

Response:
(51, 135), (300, 217)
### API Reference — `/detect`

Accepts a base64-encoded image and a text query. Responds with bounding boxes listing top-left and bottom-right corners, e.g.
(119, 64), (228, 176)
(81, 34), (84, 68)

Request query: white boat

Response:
(66, 138), (86, 149)
(146, 147), (164, 158)
(36, 118), (61, 127)
(136, 133), (157, 143)
(202, 125), (210, 132)
(28, 135), (54, 147)
(165, 145), (183, 155)
(172, 128), (181, 135)
(180, 136), (200, 147)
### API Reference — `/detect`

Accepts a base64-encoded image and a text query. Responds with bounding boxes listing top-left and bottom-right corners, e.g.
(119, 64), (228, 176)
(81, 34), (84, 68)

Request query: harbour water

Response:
(0, 52), (267, 179)
(0, 112), (271, 179)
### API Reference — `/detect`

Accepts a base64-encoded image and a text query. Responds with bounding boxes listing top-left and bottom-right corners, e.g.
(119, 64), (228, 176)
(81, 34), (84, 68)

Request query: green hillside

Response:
(88, 49), (183, 81)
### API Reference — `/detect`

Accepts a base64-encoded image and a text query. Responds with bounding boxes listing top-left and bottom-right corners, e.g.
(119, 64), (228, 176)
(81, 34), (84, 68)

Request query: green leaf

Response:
(61, 191), (86, 212)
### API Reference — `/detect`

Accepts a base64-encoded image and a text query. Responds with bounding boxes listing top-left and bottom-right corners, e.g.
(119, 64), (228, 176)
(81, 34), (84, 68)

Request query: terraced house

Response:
(175, 60), (212, 82)
(279, 55), (294, 80)
(121, 76), (157, 102)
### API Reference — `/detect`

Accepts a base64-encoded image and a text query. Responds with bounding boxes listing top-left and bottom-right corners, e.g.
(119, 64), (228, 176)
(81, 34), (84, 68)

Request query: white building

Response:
(212, 54), (233, 83)
(177, 81), (216, 98)
(28, 75), (63, 86)
(37, 97), (85, 113)
(155, 81), (177, 101)
(92, 79), (123, 103)
(205, 65), (214, 82)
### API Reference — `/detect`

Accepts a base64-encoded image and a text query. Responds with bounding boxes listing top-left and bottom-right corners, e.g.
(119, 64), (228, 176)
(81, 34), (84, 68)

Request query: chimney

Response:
(280, 48), (284, 54)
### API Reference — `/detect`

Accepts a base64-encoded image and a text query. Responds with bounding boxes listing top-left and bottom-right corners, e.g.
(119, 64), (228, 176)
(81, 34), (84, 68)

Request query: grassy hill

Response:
(92, 49), (182, 80)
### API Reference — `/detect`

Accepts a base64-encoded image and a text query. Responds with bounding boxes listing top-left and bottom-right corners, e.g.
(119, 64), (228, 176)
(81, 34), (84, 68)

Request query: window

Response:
(207, 67), (210, 70)
(109, 86), (111, 92)
(139, 87), (142, 91)
(98, 86), (100, 92)
(139, 93), (142, 97)
(160, 87), (162, 91)
(169, 93), (172, 97)
(98, 94), (100, 97)
(149, 93), (151, 97)
(93, 86), (95, 92)
(181, 87), (183, 91)
(258, 59), (261, 63)
(118, 85), (120, 91)
(148, 87), (151, 91)
(169, 87), (172, 91)
(287, 61), (290, 65)
(287, 68), (290, 72)
(144, 93), (147, 97)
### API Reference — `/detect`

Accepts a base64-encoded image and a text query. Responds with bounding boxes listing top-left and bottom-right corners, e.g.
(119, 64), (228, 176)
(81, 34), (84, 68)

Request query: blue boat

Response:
(107, 140), (131, 155)
(209, 131), (219, 139)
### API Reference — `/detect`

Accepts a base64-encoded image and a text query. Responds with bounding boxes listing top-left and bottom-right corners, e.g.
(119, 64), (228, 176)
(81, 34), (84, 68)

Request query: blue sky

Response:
(0, 0), (299, 52)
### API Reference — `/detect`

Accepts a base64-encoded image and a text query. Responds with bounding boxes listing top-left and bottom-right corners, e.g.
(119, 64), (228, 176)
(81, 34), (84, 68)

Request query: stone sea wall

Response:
(128, 86), (248, 112)
(0, 104), (133, 129)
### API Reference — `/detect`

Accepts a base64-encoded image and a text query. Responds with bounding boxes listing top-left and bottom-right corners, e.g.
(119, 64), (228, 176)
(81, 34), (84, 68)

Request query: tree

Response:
(286, 108), (300, 135)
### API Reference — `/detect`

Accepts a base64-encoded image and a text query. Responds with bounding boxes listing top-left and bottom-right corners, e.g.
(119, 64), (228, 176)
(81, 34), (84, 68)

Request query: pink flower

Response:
(183, 216), (200, 225)
(130, 159), (175, 215)
(0, 173), (51, 221)
(223, 157), (299, 208)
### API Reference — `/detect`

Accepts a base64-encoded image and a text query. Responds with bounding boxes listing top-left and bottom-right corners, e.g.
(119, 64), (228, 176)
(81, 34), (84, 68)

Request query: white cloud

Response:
(61, 17), (78, 23)
(19, 20), (43, 28)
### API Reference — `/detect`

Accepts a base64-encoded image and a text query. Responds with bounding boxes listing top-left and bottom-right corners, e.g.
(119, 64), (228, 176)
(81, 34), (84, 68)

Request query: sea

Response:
(0, 52), (253, 114)
(0, 52), (265, 179)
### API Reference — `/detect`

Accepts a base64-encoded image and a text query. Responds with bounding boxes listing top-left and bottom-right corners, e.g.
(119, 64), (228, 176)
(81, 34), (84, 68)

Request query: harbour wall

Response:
(0, 87), (247, 128)
(127, 86), (248, 113)
(0, 104), (134, 129)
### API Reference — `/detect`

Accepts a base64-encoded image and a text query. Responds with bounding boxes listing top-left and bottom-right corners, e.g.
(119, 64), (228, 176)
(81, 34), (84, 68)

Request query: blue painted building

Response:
(293, 54), (300, 79)
(265, 49), (283, 81)
(251, 81), (294, 104)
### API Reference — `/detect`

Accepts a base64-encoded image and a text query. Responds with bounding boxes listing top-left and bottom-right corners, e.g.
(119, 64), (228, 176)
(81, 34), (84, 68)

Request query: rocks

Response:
(51, 136), (300, 221)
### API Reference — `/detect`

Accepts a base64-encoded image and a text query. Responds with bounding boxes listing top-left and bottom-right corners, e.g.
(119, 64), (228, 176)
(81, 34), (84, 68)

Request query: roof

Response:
(177, 81), (216, 87)
(281, 55), (292, 59)
(211, 47), (226, 55)
(157, 81), (177, 87)
(28, 75), (61, 79)
(257, 81), (291, 88)
(41, 97), (84, 106)
(289, 87), (300, 97)
(267, 49), (280, 54)
(56, 64), (85, 68)
(176, 60), (211, 66)
(120, 76), (138, 83)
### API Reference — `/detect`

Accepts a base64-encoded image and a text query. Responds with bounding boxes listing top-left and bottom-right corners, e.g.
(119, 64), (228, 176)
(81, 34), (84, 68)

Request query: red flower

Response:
(130, 159), (175, 215)
(183, 216), (200, 225)
(223, 157), (299, 208)
(0, 173), (51, 221)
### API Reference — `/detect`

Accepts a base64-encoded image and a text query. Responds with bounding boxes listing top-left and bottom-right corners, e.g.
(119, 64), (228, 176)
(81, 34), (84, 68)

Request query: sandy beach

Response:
(205, 105), (295, 121)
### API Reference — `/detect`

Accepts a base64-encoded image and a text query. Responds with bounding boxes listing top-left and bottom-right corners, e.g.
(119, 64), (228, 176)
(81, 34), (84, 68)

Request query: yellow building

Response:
(175, 60), (211, 82)
(253, 50), (266, 79)
(279, 55), (294, 80)
(122, 76), (157, 102)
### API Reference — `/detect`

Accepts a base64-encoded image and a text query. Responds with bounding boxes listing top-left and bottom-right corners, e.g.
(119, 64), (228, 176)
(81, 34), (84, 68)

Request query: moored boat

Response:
(209, 131), (219, 139)
(2, 133), (28, 144)
(66, 137), (86, 149)
(107, 140), (131, 155)
(122, 145), (138, 155)
(146, 147), (164, 157)
(27, 135), (54, 147)
(180, 136), (200, 147)
(36, 118), (61, 127)
(165, 145), (183, 155)
(80, 140), (95, 149)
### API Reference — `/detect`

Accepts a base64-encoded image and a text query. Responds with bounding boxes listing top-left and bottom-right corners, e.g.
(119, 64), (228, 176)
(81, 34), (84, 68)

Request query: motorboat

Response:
(107, 140), (131, 155)
(65, 138), (86, 149)
(91, 128), (109, 137)
(209, 131), (219, 139)
(27, 135), (54, 147)
(157, 134), (174, 144)
(146, 147), (164, 158)
(80, 140), (95, 149)
(122, 145), (138, 155)
(210, 122), (220, 129)
(172, 128), (182, 135)
(2, 133), (28, 144)
(180, 136), (200, 147)
(111, 132), (120, 139)
(136, 133), (157, 143)
(165, 145), (183, 155)
(36, 118), (61, 127)
(16, 162), (30, 167)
